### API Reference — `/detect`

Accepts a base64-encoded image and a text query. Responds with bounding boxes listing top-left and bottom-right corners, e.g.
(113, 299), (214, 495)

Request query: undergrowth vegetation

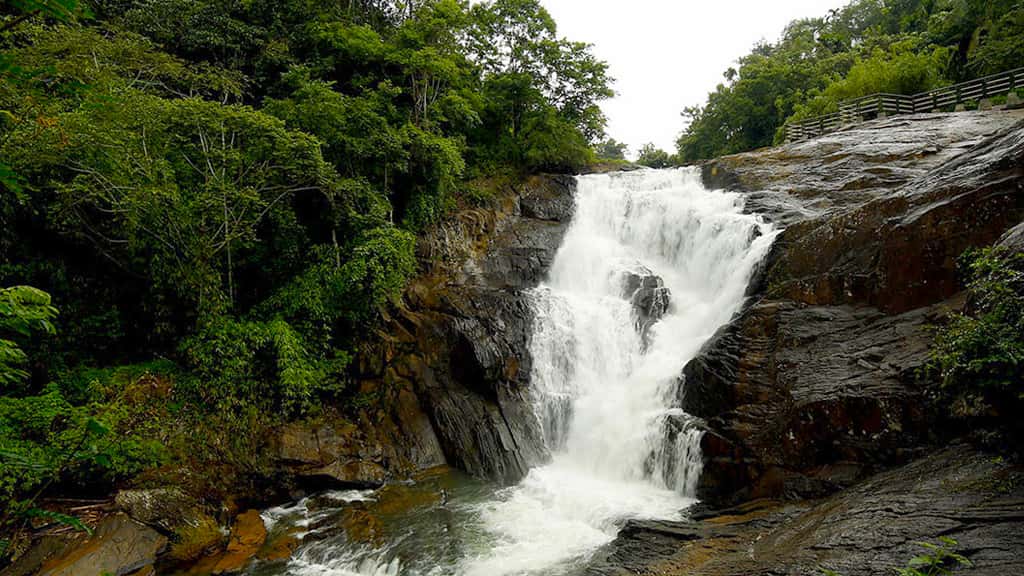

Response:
(927, 246), (1024, 440)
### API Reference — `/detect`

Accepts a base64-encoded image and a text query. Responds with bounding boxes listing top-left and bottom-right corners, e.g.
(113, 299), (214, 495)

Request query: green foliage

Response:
(819, 537), (972, 576)
(264, 76), (407, 190)
(20, 508), (91, 535)
(466, 0), (610, 172)
(678, 0), (1024, 161)
(896, 537), (972, 576)
(0, 286), (57, 389)
(401, 123), (465, 230)
(928, 247), (1024, 401)
(180, 317), (336, 415)
(787, 39), (951, 128)
(6, 90), (336, 322)
(0, 374), (170, 536)
(595, 138), (628, 161)
(2, 0), (91, 32)
(636, 143), (673, 169)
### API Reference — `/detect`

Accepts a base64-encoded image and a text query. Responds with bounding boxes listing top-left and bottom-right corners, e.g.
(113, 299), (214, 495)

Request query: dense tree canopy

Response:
(636, 143), (672, 169)
(0, 0), (612, 553)
(677, 0), (1024, 161)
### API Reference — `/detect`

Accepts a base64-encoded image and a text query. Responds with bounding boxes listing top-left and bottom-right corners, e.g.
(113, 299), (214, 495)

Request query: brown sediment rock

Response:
(208, 510), (266, 575)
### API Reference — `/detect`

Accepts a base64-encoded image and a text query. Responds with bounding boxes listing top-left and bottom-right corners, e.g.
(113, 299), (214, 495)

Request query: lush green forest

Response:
(0, 0), (612, 557)
(676, 0), (1024, 161)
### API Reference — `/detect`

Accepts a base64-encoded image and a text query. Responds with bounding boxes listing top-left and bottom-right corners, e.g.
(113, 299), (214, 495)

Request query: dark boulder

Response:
(998, 220), (1024, 253)
(681, 111), (1024, 505)
(620, 267), (671, 344)
(587, 445), (1024, 576)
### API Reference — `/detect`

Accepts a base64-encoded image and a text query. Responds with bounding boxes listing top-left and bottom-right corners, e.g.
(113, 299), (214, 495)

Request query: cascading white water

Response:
(457, 168), (778, 575)
(249, 168), (777, 576)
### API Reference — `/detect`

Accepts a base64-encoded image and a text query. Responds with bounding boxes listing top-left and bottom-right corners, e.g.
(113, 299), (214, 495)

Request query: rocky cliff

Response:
(590, 110), (1024, 575)
(340, 174), (577, 485)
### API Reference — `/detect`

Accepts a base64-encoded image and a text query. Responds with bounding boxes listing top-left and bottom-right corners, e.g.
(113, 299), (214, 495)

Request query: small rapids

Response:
(241, 168), (778, 576)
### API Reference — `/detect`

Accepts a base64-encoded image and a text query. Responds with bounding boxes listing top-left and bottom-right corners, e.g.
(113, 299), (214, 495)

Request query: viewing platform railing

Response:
(784, 66), (1024, 143)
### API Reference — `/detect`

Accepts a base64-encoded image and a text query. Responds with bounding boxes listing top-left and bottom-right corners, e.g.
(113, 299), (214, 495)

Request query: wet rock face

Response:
(354, 174), (577, 484)
(702, 111), (1024, 224)
(685, 111), (1024, 506)
(209, 510), (266, 575)
(999, 220), (1024, 253)
(588, 446), (1024, 576)
(682, 300), (940, 503)
(621, 267), (671, 344)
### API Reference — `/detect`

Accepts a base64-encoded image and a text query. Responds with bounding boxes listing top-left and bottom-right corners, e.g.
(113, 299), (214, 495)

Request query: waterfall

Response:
(459, 168), (778, 575)
(251, 168), (778, 576)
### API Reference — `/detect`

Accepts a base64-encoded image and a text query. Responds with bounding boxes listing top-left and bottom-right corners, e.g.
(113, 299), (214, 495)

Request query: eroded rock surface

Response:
(588, 446), (1024, 576)
(115, 487), (203, 534)
(688, 110), (1024, 504)
(353, 174), (576, 484)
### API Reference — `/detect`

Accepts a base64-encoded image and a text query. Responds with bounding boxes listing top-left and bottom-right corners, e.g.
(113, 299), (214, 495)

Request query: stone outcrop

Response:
(13, 514), (168, 576)
(999, 220), (1024, 253)
(209, 510), (266, 575)
(353, 174), (577, 484)
(115, 488), (203, 534)
(587, 445), (1024, 576)
(273, 415), (394, 489)
(621, 267), (672, 344)
(685, 110), (1024, 505)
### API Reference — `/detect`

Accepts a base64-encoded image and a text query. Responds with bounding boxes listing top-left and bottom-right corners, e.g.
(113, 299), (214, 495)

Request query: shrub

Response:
(0, 286), (57, 390)
(821, 537), (972, 576)
(180, 318), (329, 415)
(928, 247), (1024, 403)
(896, 537), (972, 576)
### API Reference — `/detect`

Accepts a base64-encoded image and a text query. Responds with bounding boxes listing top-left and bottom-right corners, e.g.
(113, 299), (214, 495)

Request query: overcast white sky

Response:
(540, 0), (848, 157)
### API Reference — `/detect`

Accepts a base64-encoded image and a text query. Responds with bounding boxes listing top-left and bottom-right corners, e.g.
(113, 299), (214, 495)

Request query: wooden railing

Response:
(785, 67), (1024, 143)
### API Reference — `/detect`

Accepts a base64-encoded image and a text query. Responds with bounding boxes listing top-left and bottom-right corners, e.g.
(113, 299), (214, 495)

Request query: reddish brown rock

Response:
(209, 510), (266, 575)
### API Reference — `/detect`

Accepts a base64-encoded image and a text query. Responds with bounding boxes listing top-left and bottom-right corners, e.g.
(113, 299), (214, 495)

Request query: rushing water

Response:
(243, 168), (778, 576)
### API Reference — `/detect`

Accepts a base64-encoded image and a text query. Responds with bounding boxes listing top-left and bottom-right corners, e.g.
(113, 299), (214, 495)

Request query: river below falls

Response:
(240, 168), (778, 576)
(243, 466), (689, 576)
